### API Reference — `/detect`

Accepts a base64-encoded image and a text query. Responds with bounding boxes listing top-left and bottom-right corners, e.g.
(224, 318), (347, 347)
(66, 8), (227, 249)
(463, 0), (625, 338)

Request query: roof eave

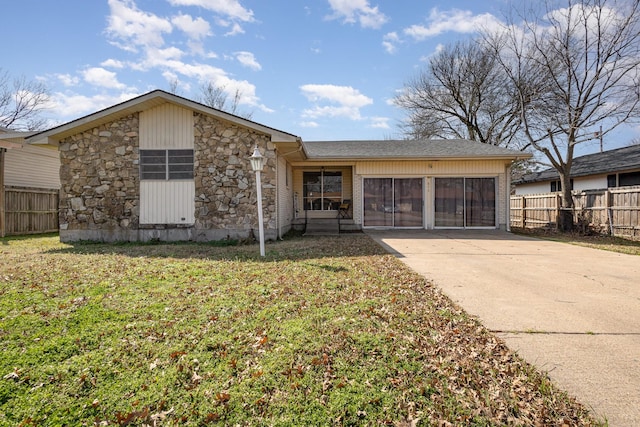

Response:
(305, 154), (530, 162)
(26, 90), (299, 146)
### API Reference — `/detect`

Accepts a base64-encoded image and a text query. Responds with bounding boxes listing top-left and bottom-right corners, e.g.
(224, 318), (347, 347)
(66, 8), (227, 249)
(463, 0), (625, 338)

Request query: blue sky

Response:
(2, 0), (637, 152)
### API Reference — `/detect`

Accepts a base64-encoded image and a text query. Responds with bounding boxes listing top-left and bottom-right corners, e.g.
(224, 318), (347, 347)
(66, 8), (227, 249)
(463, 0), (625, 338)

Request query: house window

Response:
(140, 149), (194, 180)
(550, 179), (573, 192)
(303, 171), (342, 210)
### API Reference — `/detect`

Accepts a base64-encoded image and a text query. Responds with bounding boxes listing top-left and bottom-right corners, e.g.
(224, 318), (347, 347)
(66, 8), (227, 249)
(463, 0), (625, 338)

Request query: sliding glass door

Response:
(434, 177), (495, 228)
(363, 178), (423, 227)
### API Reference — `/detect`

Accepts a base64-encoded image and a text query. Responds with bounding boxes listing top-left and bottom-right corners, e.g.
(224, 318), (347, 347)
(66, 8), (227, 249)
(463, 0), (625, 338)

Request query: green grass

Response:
(0, 234), (599, 426)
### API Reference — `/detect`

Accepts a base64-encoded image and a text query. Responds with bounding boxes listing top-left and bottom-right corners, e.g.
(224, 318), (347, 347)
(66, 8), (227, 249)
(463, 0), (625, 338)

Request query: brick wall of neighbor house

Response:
(58, 112), (278, 242)
(58, 114), (141, 242)
(192, 113), (277, 241)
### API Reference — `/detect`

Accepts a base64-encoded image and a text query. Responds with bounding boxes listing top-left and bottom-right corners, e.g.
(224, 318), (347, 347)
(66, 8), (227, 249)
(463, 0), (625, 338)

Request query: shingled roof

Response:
(302, 139), (529, 160)
(515, 144), (640, 184)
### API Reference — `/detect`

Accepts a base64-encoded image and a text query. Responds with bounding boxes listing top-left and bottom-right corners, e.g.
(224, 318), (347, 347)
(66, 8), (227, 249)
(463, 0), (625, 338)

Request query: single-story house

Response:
(514, 144), (640, 195)
(1, 128), (60, 236)
(27, 90), (530, 242)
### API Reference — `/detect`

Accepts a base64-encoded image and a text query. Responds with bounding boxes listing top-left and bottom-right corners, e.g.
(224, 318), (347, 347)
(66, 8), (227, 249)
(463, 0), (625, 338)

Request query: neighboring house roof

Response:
(302, 139), (531, 161)
(0, 129), (36, 149)
(515, 144), (640, 184)
(27, 90), (300, 146)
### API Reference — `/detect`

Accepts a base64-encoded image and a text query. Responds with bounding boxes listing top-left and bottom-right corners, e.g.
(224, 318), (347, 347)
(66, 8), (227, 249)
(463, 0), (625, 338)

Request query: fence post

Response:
(606, 189), (614, 236)
(521, 196), (526, 228)
(555, 193), (561, 230)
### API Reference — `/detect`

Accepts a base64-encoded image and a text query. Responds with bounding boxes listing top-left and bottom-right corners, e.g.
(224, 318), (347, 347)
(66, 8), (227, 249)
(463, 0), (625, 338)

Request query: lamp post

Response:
(249, 146), (265, 257)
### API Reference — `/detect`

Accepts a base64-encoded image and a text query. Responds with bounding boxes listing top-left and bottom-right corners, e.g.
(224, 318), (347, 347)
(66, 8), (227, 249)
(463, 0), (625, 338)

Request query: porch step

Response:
(304, 219), (340, 236)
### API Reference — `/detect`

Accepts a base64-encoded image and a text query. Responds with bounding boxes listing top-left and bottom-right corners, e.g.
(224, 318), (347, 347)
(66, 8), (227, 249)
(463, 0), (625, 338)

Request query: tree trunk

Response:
(558, 173), (574, 231)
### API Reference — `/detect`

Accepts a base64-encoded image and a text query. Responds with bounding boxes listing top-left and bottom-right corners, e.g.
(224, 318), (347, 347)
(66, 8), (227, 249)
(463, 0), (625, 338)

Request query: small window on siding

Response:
(140, 149), (194, 180)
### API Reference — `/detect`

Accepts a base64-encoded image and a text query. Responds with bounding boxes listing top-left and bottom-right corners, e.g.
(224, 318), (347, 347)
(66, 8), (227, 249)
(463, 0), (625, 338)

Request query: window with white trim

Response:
(140, 149), (194, 180)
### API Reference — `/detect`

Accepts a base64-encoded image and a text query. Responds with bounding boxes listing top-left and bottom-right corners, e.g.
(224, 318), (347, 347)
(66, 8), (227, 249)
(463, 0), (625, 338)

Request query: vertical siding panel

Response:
(276, 156), (293, 233)
(140, 103), (195, 224)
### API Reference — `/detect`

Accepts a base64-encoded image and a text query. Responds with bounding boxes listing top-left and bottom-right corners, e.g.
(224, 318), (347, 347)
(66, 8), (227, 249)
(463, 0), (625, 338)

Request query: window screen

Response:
(140, 149), (194, 180)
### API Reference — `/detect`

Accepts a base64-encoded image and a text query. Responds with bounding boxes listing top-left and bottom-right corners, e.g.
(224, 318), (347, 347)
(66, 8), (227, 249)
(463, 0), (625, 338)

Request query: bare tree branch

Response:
(0, 69), (50, 131)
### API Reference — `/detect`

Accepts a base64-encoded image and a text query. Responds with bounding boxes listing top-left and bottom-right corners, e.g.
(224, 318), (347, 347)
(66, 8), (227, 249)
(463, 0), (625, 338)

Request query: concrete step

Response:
(304, 219), (340, 236)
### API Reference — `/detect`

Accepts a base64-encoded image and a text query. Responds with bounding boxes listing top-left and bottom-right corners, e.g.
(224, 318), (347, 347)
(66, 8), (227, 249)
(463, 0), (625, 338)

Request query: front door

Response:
(363, 178), (423, 227)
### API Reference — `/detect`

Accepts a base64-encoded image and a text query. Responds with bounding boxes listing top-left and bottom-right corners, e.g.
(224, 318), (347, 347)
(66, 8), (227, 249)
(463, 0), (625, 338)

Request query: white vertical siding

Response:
(5, 144), (60, 189)
(277, 155), (292, 235)
(139, 103), (195, 224)
(140, 104), (194, 149)
(140, 181), (195, 224)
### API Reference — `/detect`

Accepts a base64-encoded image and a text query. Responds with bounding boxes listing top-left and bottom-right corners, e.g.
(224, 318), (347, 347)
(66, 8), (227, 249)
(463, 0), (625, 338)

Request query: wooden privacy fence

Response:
(510, 186), (640, 239)
(2, 186), (59, 236)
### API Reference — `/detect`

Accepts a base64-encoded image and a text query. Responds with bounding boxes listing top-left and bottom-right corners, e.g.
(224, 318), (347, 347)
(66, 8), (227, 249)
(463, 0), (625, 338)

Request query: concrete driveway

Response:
(367, 229), (640, 427)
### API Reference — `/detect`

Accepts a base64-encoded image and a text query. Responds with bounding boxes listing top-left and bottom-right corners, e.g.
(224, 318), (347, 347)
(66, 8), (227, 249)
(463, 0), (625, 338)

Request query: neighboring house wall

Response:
(514, 182), (549, 195)
(5, 143), (60, 189)
(58, 109), (278, 242)
(515, 174), (620, 195)
(573, 174), (607, 192)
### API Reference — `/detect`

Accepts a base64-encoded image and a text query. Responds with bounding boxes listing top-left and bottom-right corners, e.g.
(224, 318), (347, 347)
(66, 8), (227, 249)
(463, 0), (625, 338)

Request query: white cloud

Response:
(326, 0), (388, 29)
(106, 0), (173, 51)
(82, 67), (127, 89)
(235, 51), (261, 71)
(224, 22), (245, 36)
(101, 59), (126, 69)
(300, 84), (373, 120)
(370, 116), (390, 129)
(300, 121), (319, 128)
(51, 91), (141, 119)
(167, 0), (254, 22)
(404, 8), (502, 41)
(171, 13), (211, 40)
(55, 73), (80, 87)
(382, 32), (400, 54)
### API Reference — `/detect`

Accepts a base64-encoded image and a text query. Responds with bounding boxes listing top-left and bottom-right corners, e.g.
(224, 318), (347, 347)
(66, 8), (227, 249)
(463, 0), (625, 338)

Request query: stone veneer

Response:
(192, 112), (277, 241)
(58, 111), (277, 242)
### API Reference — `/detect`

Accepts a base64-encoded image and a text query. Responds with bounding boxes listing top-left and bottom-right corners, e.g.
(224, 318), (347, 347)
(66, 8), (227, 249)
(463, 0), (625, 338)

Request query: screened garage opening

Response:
(363, 178), (423, 228)
(434, 177), (496, 228)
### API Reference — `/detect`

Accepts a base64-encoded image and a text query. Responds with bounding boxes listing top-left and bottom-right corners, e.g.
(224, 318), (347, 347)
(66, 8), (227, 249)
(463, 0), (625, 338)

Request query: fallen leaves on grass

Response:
(0, 234), (599, 426)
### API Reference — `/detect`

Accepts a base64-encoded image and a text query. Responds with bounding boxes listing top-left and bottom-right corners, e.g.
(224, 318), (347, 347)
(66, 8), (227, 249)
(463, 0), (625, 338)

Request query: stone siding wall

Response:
(59, 114), (140, 239)
(193, 113), (276, 240)
(58, 111), (278, 242)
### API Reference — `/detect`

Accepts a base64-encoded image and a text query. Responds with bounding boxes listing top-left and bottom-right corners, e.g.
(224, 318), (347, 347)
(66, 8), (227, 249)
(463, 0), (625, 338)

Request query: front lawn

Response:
(0, 234), (598, 426)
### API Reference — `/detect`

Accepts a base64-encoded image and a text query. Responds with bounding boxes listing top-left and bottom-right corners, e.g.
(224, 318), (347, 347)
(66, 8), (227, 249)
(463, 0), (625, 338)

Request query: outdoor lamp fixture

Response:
(250, 146), (265, 257)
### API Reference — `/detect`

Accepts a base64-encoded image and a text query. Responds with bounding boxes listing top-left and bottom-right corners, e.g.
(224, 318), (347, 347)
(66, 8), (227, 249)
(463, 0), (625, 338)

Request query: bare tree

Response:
(394, 39), (526, 149)
(0, 69), (50, 131)
(488, 0), (640, 230)
(199, 82), (253, 120)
